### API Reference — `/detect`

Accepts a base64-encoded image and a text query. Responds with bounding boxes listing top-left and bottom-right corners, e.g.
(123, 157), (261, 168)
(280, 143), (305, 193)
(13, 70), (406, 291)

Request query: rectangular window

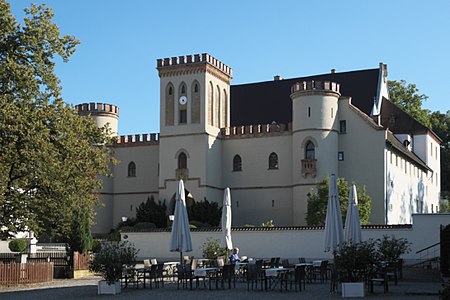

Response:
(339, 120), (347, 134)
(390, 152), (393, 164)
(338, 152), (344, 161)
(179, 109), (187, 124)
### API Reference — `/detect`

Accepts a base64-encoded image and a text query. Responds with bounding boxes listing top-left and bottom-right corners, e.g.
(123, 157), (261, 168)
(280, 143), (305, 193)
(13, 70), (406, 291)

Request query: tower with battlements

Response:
(156, 54), (232, 208)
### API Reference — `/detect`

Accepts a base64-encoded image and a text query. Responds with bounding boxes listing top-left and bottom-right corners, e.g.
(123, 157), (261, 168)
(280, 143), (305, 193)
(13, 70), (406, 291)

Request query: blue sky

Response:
(10, 0), (450, 136)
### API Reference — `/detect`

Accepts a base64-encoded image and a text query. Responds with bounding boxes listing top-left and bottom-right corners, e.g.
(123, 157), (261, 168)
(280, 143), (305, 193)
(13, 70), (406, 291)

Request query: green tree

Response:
(0, 2), (113, 243)
(387, 80), (431, 127)
(188, 198), (221, 227)
(430, 110), (450, 200)
(135, 196), (167, 228)
(306, 177), (371, 226)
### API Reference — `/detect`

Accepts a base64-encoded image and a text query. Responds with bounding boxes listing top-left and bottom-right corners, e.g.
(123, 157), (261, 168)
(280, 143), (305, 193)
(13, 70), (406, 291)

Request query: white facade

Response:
(75, 53), (441, 233)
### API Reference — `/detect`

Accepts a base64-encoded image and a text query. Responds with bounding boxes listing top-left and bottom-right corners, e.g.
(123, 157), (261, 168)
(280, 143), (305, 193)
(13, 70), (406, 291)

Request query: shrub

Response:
(90, 241), (138, 284)
(133, 222), (156, 229)
(9, 238), (28, 253)
(190, 220), (211, 228)
(188, 199), (221, 227)
(377, 235), (411, 264)
(201, 237), (227, 259)
(261, 220), (274, 227)
(136, 196), (167, 228)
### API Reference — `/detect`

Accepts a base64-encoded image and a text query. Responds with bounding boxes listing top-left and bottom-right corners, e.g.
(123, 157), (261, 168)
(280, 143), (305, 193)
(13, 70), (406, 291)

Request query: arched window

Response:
(179, 82), (187, 95)
(165, 83), (174, 126)
(128, 161), (136, 177)
(233, 155), (242, 171)
(194, 83), (198, 93)
(191, 80), (200, 124)
(305, 141), (315, 160)
(178, 152), (187, 169)
(268, 152), (278, 169)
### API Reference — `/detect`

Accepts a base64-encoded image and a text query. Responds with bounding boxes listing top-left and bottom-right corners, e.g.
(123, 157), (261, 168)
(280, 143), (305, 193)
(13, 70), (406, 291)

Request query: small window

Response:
(305, 141), (315, 160)
(178, 152), (187, 169)
(331, 107), (334, 118)
(308, 107), (311, 117)
(233, 155), (242, 171)
(181, 85), (186, 94)
(194, 83), (199, 93)
(179, 110), (187, 124)
(168, 86), (173, 95)
(338, 152), (344, 161)
(128, 162), (136, 177)
(268, 152), (278, 169)
(339, 120), (346, 133)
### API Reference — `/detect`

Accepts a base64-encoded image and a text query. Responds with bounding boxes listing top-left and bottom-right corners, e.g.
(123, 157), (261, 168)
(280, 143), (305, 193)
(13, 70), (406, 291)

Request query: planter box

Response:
(342, 282), (365, 297)
(98, 280), (121, 295)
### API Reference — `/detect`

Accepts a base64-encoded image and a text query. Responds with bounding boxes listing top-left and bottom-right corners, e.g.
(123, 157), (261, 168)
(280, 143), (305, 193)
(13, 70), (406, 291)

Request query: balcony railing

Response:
(301, 159), (317, 177)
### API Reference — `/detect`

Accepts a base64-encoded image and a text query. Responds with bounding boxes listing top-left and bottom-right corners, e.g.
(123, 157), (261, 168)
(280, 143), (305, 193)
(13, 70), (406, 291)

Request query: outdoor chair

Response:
(209, 264), (236, 289)
(156, 263), (166, 287)
(143, 259), (151, 269)
(247, 262), (265, 291)
(329, 263), (339, 293)
(281, 265), (306, 292)
(150, 258), (158, 265)
(176, 264), (196, 289)
(298, 257), (306, 264)
(368, 267), (389, 293)
(311, 260), (328, 283)
(281, 259), (291, 268)
(146, 264), (159, 289)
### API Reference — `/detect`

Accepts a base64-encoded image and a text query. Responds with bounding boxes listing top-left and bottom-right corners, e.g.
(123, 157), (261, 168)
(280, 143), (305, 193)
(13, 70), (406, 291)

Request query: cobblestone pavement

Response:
(0, 268), (443, 300)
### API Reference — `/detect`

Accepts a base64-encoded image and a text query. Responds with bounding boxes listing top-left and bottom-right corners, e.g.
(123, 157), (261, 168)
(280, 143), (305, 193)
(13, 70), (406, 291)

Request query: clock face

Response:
(179, 96), (187, 105)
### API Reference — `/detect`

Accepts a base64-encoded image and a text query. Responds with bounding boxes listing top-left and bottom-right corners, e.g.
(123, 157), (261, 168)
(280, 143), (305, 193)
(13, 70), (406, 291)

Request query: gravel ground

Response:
(0, 268), (443, 300)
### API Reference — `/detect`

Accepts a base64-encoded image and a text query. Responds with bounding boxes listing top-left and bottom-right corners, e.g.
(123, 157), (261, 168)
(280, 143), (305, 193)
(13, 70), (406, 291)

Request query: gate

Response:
(441, 224), (450, 276)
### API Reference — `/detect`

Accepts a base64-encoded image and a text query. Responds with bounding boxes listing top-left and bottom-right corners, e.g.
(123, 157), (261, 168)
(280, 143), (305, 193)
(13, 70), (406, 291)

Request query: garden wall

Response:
(122, 214), (450, 263)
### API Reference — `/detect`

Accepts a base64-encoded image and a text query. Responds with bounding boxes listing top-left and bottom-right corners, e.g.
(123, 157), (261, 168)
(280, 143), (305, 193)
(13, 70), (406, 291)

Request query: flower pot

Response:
(98, 280), (121, 295)
(341, 282), (366, 297)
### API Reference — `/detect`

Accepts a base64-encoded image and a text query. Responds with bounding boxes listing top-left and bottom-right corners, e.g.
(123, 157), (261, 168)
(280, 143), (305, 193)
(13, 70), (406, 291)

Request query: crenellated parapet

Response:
(114, 133), (159, 147)
(75, 102), (119, 118)
(290, 80), (340, 97)
(157, 53), (232, 81)
(221, 122), (291, 139)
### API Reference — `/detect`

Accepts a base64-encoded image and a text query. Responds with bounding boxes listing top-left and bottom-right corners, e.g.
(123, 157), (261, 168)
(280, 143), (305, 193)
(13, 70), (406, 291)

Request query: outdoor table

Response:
(196, 258), (210, 268)
(235, 262), (248, 281)
(194, 267), (218, 277)
(264, 267), (290, 290)
(163, 262), (178, 280)
(123, 267), (148, 289)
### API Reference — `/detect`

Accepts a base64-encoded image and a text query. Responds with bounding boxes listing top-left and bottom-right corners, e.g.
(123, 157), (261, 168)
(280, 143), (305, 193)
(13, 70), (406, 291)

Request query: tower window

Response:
(128, 161), (136, 177)
(168, 86), (173, 95)
(340, 120), (346, 133)
(194, 83), (198, 93)
(268, 152), (278, 169)
(338, 152), (344, 161)
(331, 107), (334, 118)
(181, 84), (186, 94)
(233, 155), (242, 171)
(305, 141), (315, 160)
(179, 109), (187, 124)
(178, 152), (187, 169)
(308, 107), (311, 117)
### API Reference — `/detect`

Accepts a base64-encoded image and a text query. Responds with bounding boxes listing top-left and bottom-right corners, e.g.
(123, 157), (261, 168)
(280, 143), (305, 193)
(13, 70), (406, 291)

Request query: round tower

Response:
(75, 102), (119, 137)
(290, 80), (341, 225)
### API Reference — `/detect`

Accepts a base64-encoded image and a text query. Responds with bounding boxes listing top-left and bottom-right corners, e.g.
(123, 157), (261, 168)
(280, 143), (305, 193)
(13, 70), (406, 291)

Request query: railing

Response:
(301, 159), (317, 177)
(0, 262), (54, 286)
(416, 242), (440, 269)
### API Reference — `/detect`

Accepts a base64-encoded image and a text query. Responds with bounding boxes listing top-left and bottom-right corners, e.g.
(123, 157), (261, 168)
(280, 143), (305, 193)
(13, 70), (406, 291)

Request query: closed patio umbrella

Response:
(324, 174), (344, 252)
(344, 184), (362, 244)
(170, 179), (192, 264)
(221, 187), (233, 251)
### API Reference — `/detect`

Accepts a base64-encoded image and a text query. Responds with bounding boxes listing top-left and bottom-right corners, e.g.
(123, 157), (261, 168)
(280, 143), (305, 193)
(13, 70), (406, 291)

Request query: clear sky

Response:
(9, 0), (450, 136)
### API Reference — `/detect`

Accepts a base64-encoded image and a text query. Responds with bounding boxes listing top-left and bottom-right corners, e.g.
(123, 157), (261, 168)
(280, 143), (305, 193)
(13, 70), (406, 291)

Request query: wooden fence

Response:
(73, 252), (91, 271)
(0, 262), (53, 286)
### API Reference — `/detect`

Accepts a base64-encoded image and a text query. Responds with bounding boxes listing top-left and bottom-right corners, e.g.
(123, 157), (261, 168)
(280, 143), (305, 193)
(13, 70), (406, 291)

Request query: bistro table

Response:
(264, 267), (290, 291)
(193, 267), (219, 288)
(163, 261), (179, 281)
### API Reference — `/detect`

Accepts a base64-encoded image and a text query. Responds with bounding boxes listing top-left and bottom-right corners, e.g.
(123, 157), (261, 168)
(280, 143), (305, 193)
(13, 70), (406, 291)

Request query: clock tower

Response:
(156, 54), (233, 207)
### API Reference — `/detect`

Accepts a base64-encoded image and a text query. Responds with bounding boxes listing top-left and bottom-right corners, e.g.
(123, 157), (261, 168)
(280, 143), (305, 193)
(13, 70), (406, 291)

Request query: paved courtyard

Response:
(0, 267), (443, 300)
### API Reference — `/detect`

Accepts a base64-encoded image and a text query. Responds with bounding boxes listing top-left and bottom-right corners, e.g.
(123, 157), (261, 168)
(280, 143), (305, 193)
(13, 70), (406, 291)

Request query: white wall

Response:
(123, 214), (450, 263)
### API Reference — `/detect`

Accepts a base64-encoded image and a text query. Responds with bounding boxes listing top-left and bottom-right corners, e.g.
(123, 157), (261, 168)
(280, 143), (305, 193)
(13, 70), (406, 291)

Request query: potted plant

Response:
(89, 240), (138, 295)
(334, 239), (378, 297)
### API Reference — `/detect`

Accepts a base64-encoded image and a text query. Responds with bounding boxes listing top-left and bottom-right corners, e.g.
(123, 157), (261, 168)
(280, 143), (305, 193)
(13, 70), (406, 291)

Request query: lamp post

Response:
(169, 215), (174, 228)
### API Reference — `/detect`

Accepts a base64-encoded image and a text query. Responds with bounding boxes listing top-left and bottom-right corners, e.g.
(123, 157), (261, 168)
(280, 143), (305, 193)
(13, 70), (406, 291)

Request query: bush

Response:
(201, 237), (227, 259)
(377, 235), (411, 264)
(136, 196), (167, 228)
(188, 199), (221, 227)
(90, 241), (138, 284)
(261, 220), (274, 227)
(9, 239), (28, 253)
(133, 222), (156, 229)
(190, 220), (211, 228)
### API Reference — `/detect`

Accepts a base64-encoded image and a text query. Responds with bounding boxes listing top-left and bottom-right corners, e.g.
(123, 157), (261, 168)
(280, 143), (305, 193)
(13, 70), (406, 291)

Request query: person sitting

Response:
(230, 247), (240, 263)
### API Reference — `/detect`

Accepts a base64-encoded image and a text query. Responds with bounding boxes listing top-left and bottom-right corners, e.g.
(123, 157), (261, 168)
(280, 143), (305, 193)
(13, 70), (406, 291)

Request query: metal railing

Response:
(415, 242), (440, 269)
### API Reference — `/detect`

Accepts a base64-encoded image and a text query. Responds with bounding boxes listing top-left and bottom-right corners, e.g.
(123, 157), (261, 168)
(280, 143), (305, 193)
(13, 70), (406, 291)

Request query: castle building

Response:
(76, 53), (441, 234)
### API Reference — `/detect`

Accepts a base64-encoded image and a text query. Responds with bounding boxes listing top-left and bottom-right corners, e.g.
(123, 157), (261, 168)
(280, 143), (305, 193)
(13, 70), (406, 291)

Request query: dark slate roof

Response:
(386, 132), (430, 171)
(230, 68), (380, 126)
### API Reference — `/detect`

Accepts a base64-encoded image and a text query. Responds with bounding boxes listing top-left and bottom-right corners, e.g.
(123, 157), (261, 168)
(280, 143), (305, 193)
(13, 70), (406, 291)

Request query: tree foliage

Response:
(135, 196), (167, 228)
(188, 198), (221, 227)
(306, 177), (371, 226)
(0, 3), (113, 243)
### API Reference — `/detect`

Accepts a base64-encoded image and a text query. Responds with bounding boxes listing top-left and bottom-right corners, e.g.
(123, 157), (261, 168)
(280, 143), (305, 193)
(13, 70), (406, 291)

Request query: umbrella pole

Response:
(180, 251), (183, 265)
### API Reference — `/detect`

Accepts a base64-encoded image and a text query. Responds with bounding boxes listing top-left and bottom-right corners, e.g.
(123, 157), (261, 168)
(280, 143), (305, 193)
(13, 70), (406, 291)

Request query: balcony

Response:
(301, 159), (317, 177)
(176, 168), (189, 181)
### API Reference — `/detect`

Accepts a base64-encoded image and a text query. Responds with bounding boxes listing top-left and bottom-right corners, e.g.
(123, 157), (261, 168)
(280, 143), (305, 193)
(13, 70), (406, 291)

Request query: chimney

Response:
(331, 69), (336, 74)
(274, 75), (283, 81)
